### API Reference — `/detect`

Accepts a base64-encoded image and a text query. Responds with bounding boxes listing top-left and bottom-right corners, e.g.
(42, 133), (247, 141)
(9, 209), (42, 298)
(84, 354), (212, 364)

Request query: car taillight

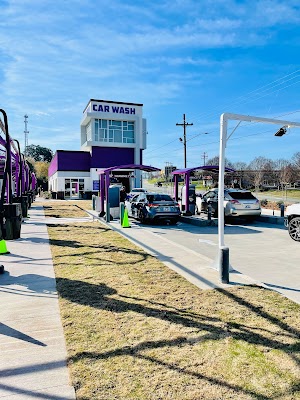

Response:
(230, 199), (240, 204)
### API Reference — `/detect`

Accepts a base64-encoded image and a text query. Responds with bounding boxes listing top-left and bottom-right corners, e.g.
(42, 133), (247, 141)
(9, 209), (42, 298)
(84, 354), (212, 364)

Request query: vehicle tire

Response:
(288, 217), (300, 242)
(138, 210), (147, 224)
(169, 219), (178, 225)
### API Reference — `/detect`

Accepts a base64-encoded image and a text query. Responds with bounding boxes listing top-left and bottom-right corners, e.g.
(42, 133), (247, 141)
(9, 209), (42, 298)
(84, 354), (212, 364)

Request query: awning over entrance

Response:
(97, 164), (160, 218)
(98, 164), (160, 174)
(171, 165), (235, 215)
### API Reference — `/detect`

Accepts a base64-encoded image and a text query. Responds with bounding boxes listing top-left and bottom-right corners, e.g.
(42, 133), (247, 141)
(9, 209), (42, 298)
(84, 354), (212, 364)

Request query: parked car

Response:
(284, 203), (300, 242)
(125, 192), (181, 224)
(196, 188), (261, 220)
(127, 188), (147, 199)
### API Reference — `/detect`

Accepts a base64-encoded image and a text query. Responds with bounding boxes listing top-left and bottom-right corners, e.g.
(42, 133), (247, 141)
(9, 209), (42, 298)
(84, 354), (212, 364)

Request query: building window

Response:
(94, 119), (135, 144)
(86, 121), (92, 141)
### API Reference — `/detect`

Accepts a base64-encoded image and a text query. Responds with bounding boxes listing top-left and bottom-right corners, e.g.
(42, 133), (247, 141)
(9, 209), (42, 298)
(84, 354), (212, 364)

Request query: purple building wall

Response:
(91, 147), (135, 168)
(49, 150), (90, 176)
(49, 147), (141, 177)
(48, 152), (58, 176)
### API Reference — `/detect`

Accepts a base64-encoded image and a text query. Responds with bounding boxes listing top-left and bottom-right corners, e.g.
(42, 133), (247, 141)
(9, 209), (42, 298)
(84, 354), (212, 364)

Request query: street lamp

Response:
(217, 113), (300, 284)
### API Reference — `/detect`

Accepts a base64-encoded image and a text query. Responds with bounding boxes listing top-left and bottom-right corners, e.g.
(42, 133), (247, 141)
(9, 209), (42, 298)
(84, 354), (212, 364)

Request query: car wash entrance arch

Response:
(172, 165), (235, 215)
(98, 164), (160, 218)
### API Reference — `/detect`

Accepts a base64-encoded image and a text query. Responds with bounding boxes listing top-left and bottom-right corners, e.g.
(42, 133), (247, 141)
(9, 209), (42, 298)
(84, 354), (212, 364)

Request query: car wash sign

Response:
(91, 101), (138, 115)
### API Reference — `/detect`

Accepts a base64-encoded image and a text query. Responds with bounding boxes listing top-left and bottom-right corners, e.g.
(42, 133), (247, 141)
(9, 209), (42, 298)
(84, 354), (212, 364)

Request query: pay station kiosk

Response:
(181, 185), (196, 215)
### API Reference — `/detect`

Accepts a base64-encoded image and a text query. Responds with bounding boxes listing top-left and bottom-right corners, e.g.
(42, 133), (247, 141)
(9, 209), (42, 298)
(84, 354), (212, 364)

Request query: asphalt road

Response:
(136, 182), (300, 303)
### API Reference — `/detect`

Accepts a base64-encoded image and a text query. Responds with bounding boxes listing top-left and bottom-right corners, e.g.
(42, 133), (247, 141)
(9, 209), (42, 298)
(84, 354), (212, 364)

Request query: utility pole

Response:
(201, 152), (208, 166)
(24, 114), (29, 156)
(176, 114), (193, 168)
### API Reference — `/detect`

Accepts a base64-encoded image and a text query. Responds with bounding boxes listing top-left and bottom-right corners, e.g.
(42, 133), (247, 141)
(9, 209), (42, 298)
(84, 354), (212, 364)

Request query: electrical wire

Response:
(146, 69), (300, 156)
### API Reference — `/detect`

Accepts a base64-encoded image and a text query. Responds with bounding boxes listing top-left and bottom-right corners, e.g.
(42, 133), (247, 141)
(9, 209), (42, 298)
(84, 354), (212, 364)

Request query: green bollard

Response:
(105, 203), (110, 223)
(120, 202), (125, 225)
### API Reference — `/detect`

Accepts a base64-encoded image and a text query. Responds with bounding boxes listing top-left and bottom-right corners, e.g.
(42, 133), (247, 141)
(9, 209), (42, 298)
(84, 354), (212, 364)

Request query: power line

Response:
(145, 69), (300, 159)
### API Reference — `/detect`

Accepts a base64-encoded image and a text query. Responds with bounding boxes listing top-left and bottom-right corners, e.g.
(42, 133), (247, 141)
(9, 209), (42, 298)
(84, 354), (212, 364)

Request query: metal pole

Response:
(183, 114), (187, 168)
(217, 112), (300, 283)
(0, 109), (13, 204)
(176, 114), (193, 169)
(218, 114), (227, 248)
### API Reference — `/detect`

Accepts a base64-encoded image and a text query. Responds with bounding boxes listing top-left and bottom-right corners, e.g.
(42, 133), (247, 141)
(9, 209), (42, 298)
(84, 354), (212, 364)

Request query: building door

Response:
(71, 181), (79, 199)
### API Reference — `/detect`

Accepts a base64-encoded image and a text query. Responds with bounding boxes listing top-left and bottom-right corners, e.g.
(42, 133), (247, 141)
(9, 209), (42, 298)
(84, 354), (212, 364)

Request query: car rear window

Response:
(146, 194), (173, 202)
(229, 192), (257, 200)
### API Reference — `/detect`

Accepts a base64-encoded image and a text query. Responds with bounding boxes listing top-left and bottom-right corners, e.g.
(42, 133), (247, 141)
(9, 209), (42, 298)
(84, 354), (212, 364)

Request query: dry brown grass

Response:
(41, 200), (92, 218)
(46, 202), (300, 400)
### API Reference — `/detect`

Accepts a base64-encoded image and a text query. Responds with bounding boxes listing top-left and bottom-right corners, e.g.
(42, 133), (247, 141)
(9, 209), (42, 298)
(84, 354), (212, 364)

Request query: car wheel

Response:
(169, 219), (178, 225)
(288, 217), (300, 242)
(138, 210), (147, 224)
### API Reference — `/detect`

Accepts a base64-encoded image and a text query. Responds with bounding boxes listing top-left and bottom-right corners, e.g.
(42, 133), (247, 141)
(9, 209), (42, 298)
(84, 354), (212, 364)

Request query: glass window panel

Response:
(102, 120), (107, 128)
(79, 179), (84, 183)
(123, 121), (127, 128)
(71, 179), (78, 182)
(99, 129), (106, 139)
(79, 183), (84, 191)
(114, 130), (122, 142)
(65, 180), (70, 189)
(111, 120), (121, 127)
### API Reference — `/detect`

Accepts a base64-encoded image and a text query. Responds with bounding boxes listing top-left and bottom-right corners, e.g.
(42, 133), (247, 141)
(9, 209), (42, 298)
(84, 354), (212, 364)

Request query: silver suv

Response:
(196, 188), (261, 220)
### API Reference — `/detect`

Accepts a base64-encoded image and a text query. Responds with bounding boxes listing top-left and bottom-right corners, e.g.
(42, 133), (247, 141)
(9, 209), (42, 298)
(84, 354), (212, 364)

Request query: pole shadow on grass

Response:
(69, 336), (273, 400)
(62, 279), (300, 399)
(57, 278), (300, 359)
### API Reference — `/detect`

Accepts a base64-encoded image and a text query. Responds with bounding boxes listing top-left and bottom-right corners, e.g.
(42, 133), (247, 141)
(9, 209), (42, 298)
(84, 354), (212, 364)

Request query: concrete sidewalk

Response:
(0, 205), (76, 400)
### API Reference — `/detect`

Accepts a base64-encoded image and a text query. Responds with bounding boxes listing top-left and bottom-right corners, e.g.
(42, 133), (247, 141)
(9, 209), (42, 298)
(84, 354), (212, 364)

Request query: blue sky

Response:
(1, 0), (300, 169)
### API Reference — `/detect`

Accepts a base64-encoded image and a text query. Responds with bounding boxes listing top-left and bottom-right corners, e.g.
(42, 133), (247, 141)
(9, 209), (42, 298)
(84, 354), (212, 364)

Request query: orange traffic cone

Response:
(122, 208), (131, 228)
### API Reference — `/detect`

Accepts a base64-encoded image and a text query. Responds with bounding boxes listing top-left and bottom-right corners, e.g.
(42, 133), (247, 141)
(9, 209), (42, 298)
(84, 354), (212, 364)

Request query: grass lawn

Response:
(258, 190), (300, 200)
(44, 201), (300, 400)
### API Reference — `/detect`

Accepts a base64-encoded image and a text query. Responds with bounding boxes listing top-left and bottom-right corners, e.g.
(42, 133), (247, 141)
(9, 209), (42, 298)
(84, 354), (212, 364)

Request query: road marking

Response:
(142, 227), (213, 263)
(198, 239), (217, 246)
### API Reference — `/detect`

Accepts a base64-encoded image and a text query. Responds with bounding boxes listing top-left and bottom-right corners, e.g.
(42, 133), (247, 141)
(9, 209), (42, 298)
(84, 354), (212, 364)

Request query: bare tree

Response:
(247, 156), (274, 190)
(206, 155), (234, 168)
(292, 152), (300, 173)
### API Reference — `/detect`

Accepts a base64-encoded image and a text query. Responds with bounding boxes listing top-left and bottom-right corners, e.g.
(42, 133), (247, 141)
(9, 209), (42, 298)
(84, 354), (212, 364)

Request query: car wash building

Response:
(48, 99), (147, 199)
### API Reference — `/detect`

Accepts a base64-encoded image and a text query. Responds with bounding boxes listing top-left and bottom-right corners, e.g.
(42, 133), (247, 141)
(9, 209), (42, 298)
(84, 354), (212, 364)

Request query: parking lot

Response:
(122, 192), (300, 304)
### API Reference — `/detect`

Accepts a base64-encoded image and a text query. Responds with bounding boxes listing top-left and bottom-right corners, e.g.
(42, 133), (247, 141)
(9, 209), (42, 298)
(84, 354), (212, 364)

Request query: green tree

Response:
(26, 145), (53, 162)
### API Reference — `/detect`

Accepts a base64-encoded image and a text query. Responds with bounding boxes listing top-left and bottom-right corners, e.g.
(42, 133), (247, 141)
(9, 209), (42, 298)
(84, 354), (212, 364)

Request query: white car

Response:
(284, 203), (300, 242)
(128, 188), (147, 199)
(196, 188), (261, 220)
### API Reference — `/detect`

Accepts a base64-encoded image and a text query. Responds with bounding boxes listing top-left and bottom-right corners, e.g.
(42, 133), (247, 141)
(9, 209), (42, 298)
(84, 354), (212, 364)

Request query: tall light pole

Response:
(217, 112), (300, 284)
(176, 114), (193, 168)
